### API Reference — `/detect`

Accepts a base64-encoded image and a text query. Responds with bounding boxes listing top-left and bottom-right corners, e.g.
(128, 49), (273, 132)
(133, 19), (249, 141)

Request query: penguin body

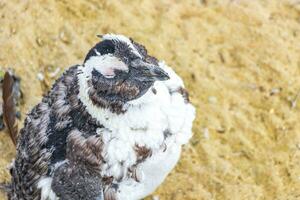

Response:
(8, 34), (195, 200)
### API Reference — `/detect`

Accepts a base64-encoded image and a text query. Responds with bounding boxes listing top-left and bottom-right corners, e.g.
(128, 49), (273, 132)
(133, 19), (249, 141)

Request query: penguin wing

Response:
(51, 130), (104, 200)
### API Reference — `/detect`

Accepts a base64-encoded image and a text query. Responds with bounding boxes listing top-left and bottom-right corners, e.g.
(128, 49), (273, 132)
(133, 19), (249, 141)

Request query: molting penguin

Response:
(8, 34), (196, 200)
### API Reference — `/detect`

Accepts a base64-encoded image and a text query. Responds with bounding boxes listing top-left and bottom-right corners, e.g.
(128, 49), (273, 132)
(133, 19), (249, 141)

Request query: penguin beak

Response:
(131, 59), (170, 81)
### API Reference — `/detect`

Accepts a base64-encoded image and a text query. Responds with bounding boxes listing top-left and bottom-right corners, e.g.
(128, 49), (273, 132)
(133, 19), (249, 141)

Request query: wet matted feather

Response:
(2, 72), (18, 145)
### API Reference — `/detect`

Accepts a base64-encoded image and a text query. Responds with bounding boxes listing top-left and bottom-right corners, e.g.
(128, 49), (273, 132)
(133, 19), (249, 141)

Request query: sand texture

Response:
(1, 0), (300, 199)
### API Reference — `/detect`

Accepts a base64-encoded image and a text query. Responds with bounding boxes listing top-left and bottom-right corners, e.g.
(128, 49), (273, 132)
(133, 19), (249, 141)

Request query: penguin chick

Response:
(8, 34), (196, 200)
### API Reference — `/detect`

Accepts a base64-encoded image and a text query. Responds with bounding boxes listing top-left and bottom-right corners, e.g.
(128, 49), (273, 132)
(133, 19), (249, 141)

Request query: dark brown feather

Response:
(52, 130), (104, 200)
(2, 71), (18, 145)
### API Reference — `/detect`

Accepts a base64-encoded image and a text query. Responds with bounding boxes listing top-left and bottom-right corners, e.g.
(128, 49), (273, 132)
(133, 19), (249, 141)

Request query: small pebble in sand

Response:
(270, 88), (281, 96)
(37, 72), (44, 81)
(59, 27), (72, 44)
(36, 37), (44, 47)
(245, 83), (257, 90)
(216, 126), (226, 134)
(291, 90), (300, 109)
(203, 127), (210, 139)
(296, 144), (300, 150)
(208, 96), (217, 104)
(152, 195), (160, 200)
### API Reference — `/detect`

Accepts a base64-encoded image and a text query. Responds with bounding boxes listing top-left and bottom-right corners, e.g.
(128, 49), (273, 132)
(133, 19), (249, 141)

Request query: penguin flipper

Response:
(51, 130), (104, 200)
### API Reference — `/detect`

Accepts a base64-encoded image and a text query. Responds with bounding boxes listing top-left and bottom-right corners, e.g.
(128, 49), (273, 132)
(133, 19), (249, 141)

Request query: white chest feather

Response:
(78, 62), (195, 199)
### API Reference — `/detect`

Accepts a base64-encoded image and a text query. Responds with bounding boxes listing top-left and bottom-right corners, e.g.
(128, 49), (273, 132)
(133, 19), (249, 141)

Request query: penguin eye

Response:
(96, 40), (115, 55)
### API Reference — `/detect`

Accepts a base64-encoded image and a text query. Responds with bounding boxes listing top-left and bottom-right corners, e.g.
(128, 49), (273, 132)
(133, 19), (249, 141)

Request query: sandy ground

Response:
(1, 0), (300, 199)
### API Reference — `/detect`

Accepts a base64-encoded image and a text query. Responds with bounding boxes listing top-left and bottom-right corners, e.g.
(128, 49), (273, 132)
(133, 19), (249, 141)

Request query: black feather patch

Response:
(84, 40), (115, 62)
(52, 131), (104, 200)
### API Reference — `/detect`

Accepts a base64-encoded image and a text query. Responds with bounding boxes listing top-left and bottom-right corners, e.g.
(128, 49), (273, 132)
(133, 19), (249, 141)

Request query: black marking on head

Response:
(85, 37), (141, 65)
(111, 41), (139, 65)
(84, 40), (115, 62)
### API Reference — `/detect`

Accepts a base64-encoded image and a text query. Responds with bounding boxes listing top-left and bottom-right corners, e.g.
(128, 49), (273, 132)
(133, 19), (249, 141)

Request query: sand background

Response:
(1, 0), (300, 199)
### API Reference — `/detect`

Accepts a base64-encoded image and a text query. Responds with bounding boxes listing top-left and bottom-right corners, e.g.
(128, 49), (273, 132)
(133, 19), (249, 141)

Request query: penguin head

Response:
(80, 34), (169, 112)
